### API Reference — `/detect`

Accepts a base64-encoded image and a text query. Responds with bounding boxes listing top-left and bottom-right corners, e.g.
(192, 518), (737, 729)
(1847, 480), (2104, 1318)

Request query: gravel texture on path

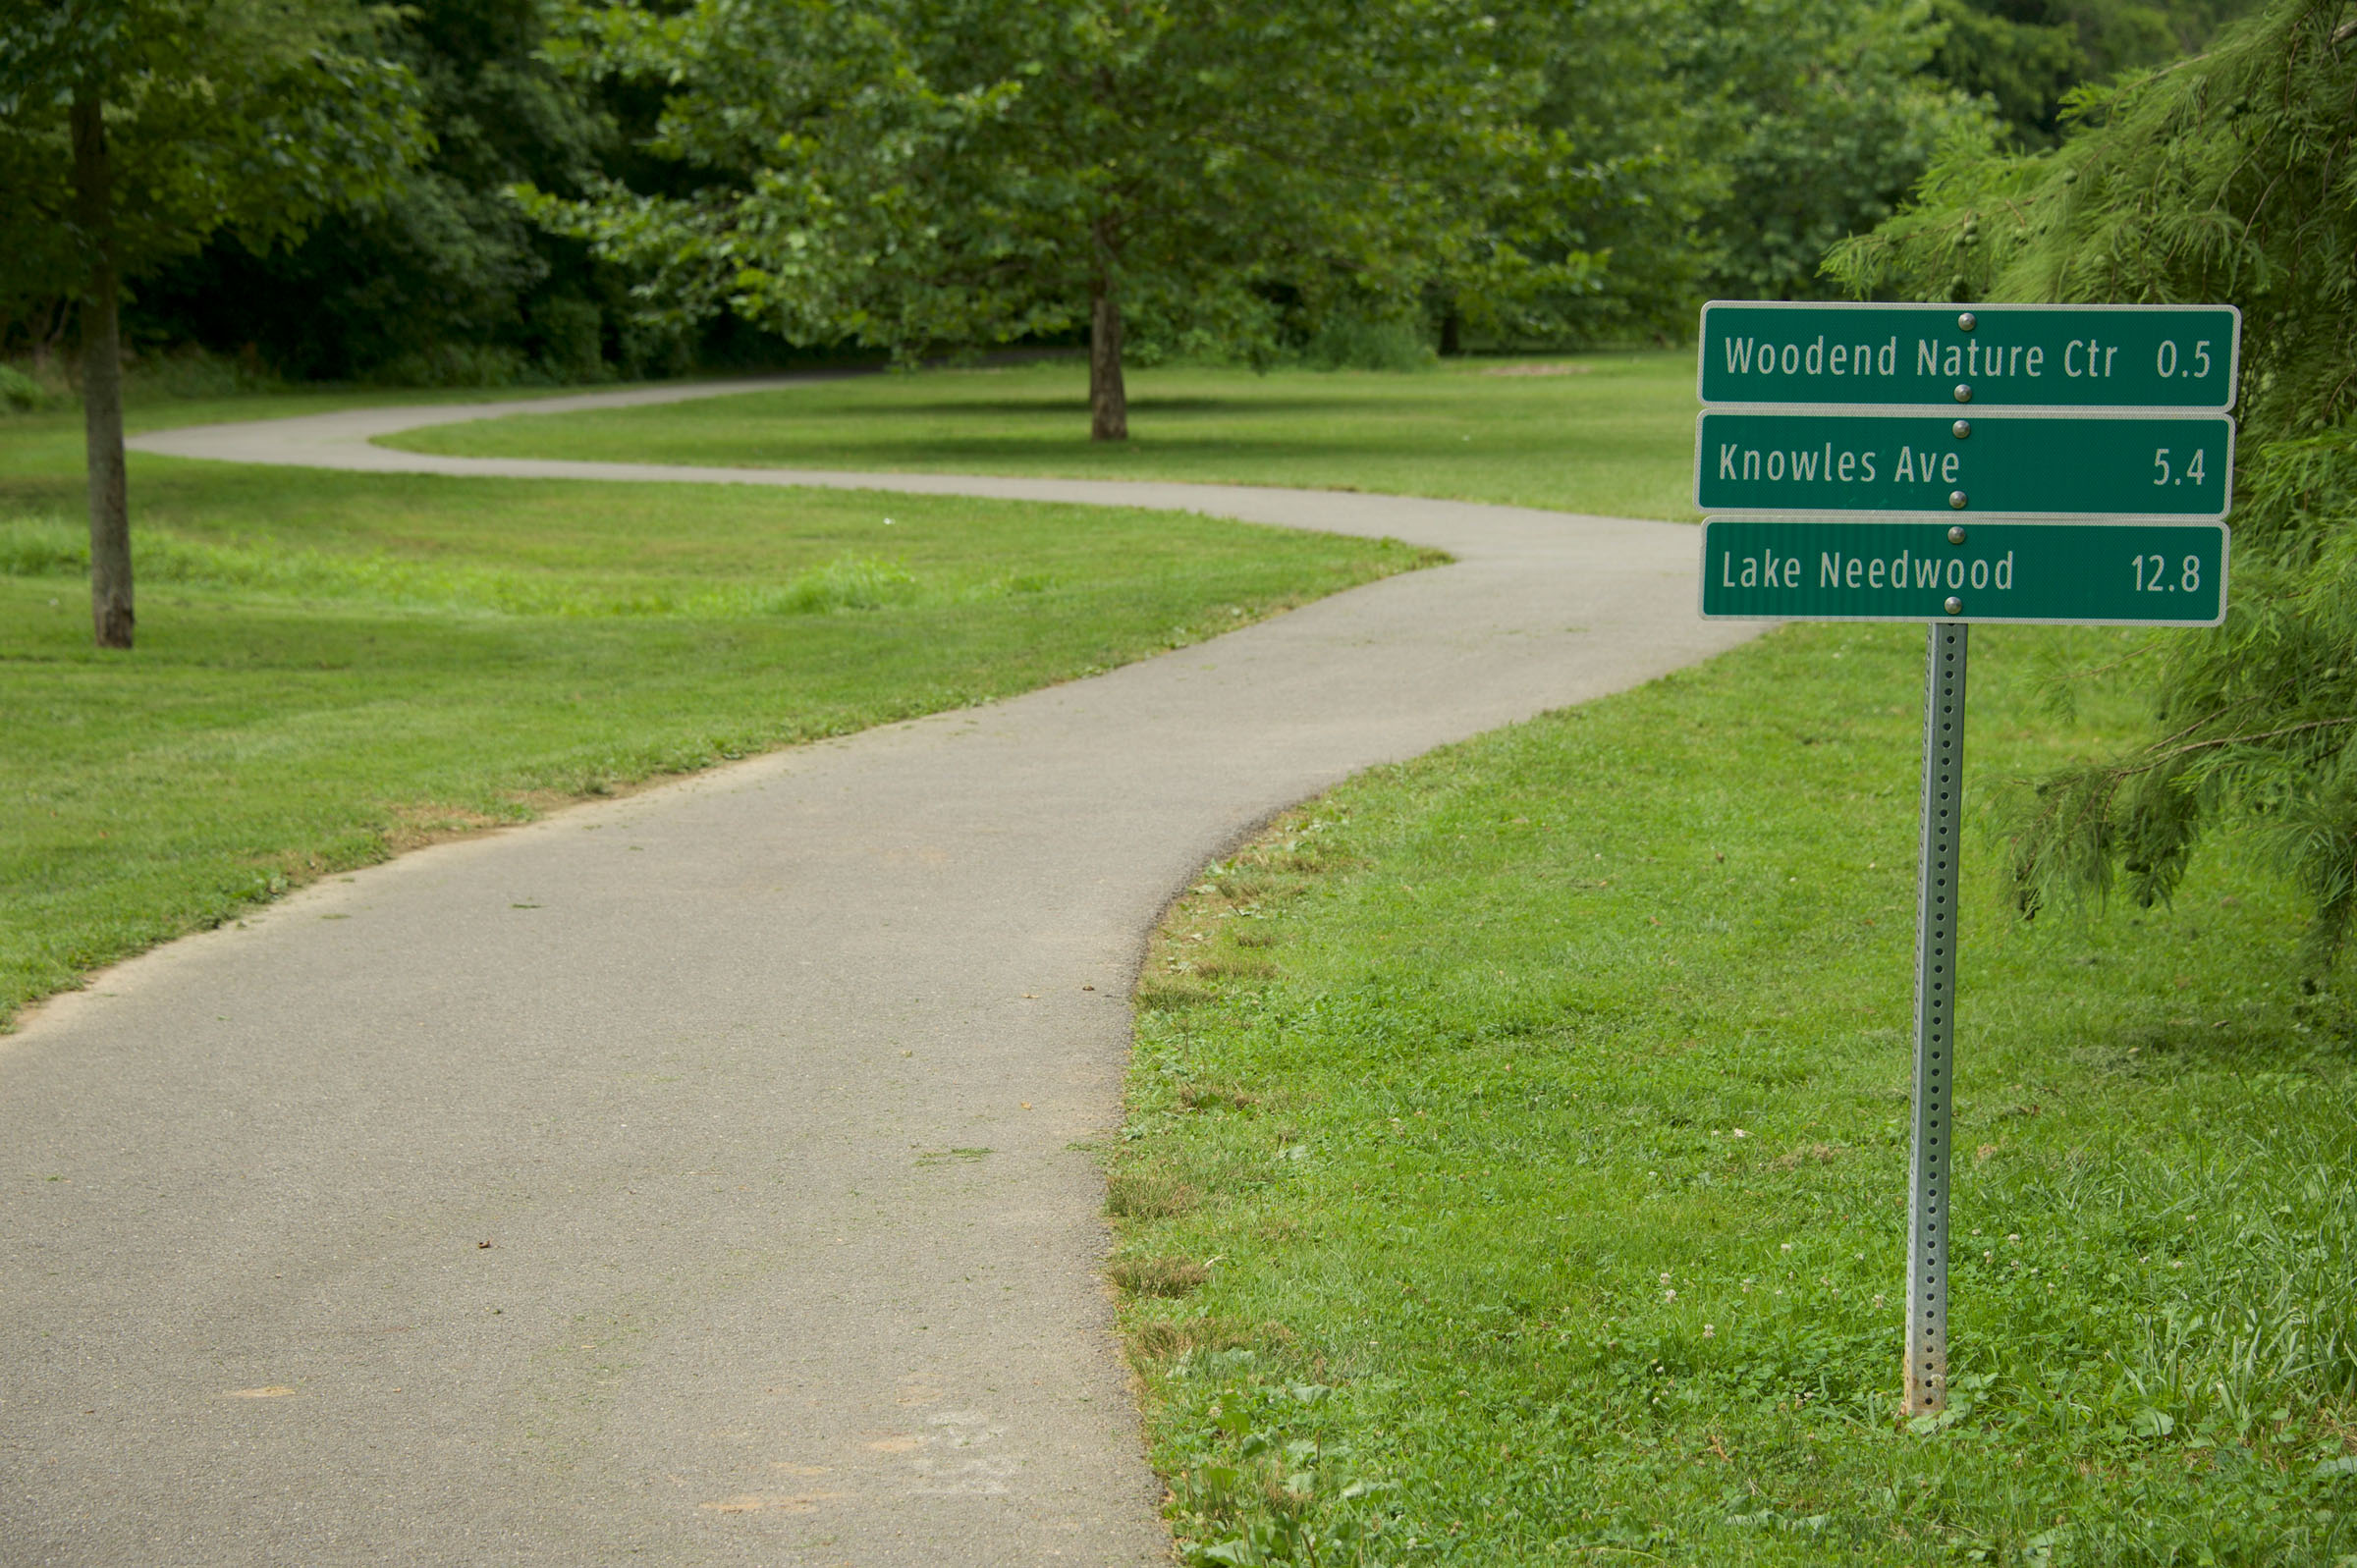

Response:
(0, 387), (1748, 1567)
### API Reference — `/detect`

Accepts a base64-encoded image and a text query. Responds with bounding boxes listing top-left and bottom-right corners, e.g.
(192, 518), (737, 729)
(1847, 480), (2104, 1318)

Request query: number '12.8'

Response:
(2132, 555), (2202, 592)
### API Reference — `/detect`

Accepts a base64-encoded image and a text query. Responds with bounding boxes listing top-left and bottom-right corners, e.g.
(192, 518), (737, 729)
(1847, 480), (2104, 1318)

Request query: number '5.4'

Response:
(2153, 448), (2209, 486)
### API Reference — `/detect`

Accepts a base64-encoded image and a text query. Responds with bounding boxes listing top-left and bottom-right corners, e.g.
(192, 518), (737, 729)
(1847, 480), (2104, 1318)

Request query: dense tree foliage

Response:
(0, 0), (422, 346)
(1685, 0), (1985, 300)
(0, 0), (424, 645)
(0, 0), (2278, 408)
(1437, 0), (1994, 329)
(1553, 0), (2261, 311)
(1829, 0), (2357, 963)
(128, 0), (656, 384)
(1928, 0), (2262, 145)
(1411, 0), (1686, 347)
(1927, 0), (2085, 143)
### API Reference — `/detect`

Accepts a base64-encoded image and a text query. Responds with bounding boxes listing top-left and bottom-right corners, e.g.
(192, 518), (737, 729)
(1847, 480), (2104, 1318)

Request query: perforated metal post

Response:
(1904, 621), (1967, 1418)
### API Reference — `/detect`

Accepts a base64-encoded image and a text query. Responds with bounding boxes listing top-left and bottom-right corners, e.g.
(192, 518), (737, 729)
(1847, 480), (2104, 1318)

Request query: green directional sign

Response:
(1692, 297), (2240, 1421)
(1700, 518), (2227, 624)
(1695, 409), (2233, 518)
(1698, 301), (2241, 410)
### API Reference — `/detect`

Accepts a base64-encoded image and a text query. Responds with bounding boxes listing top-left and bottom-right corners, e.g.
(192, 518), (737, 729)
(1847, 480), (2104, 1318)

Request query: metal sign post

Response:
(1904, 622), (1966, 1416)
(1689, 298), (2241, 1422)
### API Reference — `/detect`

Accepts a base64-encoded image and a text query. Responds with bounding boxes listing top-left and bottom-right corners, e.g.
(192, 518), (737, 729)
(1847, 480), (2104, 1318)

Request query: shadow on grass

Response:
(710, 438), (1481, 472)
(2072, 1011), (2357, 1078)
(766, 393), (1387, 420)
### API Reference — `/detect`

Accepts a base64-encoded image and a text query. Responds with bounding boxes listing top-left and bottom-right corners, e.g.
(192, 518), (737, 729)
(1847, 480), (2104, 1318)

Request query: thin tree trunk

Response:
(1439, 308), (1462, 358)
(73, 88), (133, 650)
(1089, 283), (1127, 443)
(31, 299), (66, 376)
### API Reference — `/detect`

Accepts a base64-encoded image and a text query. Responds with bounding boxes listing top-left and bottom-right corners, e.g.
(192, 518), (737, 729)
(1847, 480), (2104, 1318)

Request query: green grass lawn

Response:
(1110, 621), (2357, 1565)
(383, 354), (1704, 521)
(0, 400), (1426, 1028)
(20, 362), (2345, 1563)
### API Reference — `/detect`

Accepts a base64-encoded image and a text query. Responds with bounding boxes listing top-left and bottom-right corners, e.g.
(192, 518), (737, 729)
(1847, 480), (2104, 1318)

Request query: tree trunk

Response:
(73, 89), (133, 651)
(31, 300), (66, 376)
(1439, 308), (1463, 358)
(1089, 283), (1127, 443)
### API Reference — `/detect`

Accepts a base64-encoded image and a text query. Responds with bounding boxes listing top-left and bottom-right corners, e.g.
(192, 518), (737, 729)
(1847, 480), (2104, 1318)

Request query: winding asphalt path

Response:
(3, 383), (1748, 1566)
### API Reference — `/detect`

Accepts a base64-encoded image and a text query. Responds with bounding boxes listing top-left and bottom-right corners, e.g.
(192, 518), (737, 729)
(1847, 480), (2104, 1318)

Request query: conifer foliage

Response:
(1829, 0), (2357, 963)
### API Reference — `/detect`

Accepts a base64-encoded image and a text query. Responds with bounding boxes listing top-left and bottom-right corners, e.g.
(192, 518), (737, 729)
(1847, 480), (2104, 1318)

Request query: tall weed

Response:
(1299, 319), (1436, 373)
(751, 553), (919, 614)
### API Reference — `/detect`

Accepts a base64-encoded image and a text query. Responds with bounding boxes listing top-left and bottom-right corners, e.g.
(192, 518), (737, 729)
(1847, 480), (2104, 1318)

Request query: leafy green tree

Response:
(521, 0), (1546, 439)
(1684, 0), (1987, 300)
(1828, 0), (2357, 964)
(0, 0), (424, 647)
(1467, 0), (1982, 335)
(1432, 0), (1714, 348)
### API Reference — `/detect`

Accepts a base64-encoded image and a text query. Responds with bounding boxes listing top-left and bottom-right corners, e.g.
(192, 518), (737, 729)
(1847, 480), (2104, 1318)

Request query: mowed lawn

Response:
(385, 353), (1704, 521)
(11, 357), (2351, 1561)
(0, 397), (1428, 1028)
(1110, 621), (2357, 1565)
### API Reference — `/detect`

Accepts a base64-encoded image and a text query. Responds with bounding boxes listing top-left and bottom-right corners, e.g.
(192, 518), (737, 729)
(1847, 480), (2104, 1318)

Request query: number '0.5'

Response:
(2155, 340), (2215, 379)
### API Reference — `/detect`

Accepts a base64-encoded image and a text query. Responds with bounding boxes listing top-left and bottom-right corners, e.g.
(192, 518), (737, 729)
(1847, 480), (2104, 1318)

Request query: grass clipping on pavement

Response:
(1112, 621), (2357, 1566)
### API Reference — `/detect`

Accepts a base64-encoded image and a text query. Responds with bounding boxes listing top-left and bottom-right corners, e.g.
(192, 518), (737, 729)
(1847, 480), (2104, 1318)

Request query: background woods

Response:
(6, 0), (2268, 399)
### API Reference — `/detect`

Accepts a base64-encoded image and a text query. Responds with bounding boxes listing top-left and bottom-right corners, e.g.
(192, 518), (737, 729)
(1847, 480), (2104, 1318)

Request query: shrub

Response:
(0, 364), (59, 413)
(1299, 318), (1436, 372)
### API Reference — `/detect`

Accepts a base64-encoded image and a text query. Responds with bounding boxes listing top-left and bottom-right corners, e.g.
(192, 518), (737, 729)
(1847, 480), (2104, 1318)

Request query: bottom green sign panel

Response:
(1700, 518), (2227, 624)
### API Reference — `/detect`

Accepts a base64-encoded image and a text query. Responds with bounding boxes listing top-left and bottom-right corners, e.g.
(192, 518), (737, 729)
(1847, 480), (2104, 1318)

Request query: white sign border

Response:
(1696, 299), (2245, 415)
(1694, 517), (2231, 628)
(1690, 406), (2237, 522)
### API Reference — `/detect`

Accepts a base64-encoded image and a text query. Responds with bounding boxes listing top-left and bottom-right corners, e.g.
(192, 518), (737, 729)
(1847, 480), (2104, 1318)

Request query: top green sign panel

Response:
(1699, 301), (2241, 411)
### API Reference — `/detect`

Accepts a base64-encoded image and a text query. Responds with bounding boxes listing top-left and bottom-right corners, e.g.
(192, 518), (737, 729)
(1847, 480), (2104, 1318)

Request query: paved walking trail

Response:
(3, 383), (1748, 1566)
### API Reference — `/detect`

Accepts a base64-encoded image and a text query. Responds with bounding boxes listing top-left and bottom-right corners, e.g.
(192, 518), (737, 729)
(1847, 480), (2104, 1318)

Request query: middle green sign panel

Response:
(1694, 409), (2233, 518)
